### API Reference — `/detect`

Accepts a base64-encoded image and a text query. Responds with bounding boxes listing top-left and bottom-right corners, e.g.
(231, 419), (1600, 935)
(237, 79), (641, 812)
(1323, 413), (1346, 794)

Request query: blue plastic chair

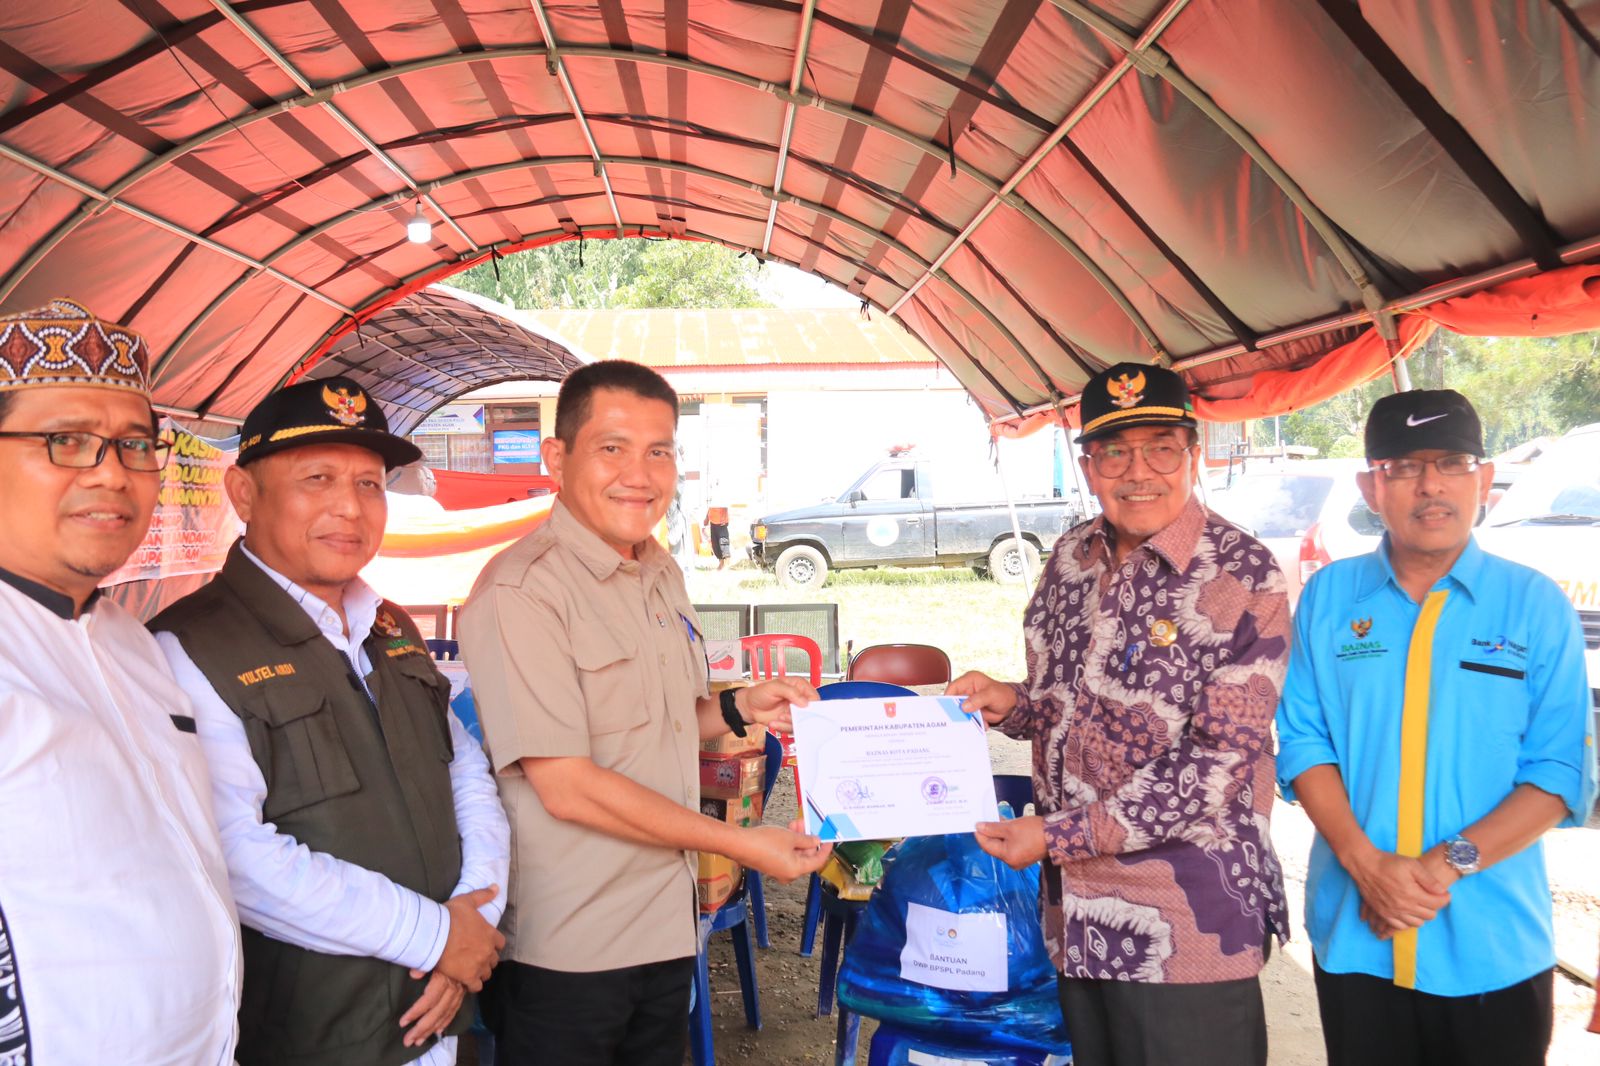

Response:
(799, 680), (918, 957)
(795, 681), (916, 1066)
(689, 731), (786, 1066)
(424, 637), (460, 660)
(992, 774), (1034, 817)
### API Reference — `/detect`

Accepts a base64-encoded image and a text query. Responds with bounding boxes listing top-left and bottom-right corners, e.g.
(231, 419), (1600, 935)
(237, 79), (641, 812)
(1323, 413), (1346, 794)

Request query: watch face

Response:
(1446, 837), (1479, 870)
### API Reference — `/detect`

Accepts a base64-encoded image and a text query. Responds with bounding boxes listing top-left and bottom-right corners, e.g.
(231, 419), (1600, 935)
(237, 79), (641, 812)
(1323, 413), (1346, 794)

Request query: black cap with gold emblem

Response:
(236, 376), (422, 470)
(1076, 361), (1198, 445)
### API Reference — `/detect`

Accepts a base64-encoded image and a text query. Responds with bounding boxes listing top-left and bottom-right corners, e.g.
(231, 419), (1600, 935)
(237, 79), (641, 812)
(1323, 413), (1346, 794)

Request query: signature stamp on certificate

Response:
(792, 695), (1000, 841)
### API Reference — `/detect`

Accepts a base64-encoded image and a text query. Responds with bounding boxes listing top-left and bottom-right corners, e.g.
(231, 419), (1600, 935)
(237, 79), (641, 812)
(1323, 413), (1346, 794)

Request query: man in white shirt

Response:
(0, 298), (242, 1065)
(152, 376), (509, 1066)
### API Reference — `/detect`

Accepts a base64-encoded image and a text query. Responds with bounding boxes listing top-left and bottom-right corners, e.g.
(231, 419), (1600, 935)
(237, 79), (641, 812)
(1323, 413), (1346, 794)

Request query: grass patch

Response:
(683, 563), (1030, 681)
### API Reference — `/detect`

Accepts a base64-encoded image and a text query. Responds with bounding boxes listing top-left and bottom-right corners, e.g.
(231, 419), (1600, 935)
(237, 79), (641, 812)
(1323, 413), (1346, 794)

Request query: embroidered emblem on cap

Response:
(323, 384), (368, 427)
(1107, 370), (1145, 410)
(1350, 617), (1373, 639)
(0, 298), (151, 395)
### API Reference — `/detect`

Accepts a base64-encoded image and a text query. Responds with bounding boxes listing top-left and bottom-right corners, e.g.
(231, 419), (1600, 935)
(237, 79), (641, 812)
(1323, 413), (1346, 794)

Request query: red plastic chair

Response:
(845, 643), (951, 687)
(739, 633), (822, 809)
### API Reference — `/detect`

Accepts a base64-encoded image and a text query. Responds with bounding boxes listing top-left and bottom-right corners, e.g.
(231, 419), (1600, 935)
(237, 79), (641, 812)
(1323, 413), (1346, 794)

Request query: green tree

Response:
(1261, 329), (1599, 457)
(450, 238), (772, 310)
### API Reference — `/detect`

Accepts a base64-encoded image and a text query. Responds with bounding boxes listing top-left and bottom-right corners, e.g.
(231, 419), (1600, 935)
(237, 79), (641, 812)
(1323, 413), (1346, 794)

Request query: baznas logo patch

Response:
(322, 384), (368, 426)
(1107, 370), (1145, 409)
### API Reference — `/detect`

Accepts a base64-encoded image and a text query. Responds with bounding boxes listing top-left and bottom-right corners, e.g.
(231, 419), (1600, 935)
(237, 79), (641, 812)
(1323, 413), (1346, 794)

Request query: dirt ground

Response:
(688, 732), (1599, 1065)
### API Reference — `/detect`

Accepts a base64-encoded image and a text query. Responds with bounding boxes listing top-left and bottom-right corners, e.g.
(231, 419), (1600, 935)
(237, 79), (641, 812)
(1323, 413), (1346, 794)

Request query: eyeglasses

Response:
(1086, 441), (1193, 478)
(1367, 453), (1481, 480)
(0, 430), (174, 472)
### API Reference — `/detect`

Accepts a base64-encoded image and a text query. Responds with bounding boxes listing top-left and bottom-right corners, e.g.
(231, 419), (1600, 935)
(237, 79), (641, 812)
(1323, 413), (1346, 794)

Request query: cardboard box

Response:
(698, 751), (765, 799)
(696, 851), (742, 913)
(700, 721), (766, 756)
(701, 791), (764, 828)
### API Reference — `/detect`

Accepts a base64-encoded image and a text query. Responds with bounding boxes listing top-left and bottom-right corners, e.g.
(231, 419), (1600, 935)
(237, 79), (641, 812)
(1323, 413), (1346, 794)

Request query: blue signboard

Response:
(492, 429), (541, 465)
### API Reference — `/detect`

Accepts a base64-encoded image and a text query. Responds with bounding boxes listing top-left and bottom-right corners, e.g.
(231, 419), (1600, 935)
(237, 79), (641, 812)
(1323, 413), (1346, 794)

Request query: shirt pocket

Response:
(574, 629), (650, 735)
(1456, 659), (1530, 745)
(389, 652), (457, 763)
(240, 680), (362, 821)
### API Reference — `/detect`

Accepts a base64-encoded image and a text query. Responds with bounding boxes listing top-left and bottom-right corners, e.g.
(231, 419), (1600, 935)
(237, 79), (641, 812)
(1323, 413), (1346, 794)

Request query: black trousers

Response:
(1058, 973), (1267, 1066)
(709, 523), (730, 559)
(1313, 962), (1554, 1066)
(481, 957), (695, 1066)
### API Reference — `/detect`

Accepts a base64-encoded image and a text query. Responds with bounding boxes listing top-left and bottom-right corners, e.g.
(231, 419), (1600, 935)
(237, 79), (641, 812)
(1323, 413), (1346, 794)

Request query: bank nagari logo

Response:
(1471, 633), (1527, 658)
(1350, 617), (1373, 639)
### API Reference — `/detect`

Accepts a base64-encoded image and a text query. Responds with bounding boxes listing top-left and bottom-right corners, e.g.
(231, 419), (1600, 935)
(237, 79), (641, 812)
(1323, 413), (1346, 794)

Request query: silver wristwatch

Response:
(1442, 835), (1480, 876)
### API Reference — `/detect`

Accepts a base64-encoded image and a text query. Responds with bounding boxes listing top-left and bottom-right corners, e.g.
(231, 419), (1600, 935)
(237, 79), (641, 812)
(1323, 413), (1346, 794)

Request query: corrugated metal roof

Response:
(520, 308), (938, 368)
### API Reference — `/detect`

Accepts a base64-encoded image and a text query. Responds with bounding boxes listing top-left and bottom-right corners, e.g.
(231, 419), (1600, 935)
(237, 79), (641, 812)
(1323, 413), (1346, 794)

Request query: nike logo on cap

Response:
(1406, 412), (1448, 426)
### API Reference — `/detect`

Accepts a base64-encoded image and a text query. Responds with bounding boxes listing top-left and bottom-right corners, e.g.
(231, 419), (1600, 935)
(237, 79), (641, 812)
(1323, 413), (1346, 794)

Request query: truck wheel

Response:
(988, 538), (1040, 585)
(775, 544), (828, 589)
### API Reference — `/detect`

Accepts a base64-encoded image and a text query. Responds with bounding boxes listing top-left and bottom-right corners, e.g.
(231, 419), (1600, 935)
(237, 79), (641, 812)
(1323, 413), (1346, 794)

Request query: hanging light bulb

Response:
(405, 200), (432, 244)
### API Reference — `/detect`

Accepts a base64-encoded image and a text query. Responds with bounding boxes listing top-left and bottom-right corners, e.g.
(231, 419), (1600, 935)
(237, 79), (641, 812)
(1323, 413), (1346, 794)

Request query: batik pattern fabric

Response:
(999, 497), (1291, 984)
(0, 898), (28, 1066)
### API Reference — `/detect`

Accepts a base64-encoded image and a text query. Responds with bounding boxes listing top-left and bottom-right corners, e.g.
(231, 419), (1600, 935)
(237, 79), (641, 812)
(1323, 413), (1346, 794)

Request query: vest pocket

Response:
(241, 681), (362, 821)
(391, 654), (457, 762)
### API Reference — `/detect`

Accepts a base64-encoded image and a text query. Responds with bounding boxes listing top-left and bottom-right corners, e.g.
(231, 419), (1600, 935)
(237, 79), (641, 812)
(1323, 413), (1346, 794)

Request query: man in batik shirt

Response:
(951, 362), (1290, 1066)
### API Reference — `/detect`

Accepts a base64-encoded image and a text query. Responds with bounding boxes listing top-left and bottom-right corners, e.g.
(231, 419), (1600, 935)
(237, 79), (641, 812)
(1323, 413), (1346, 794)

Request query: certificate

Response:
(793, 695), (999, 841)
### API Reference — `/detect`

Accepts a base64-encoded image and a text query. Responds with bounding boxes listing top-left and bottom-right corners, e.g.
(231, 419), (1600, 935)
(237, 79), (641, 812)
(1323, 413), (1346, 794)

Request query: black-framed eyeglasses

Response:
(1368, 453), (1481, 480)
(1086, 440), (1194, 478)
(0, 430), (175, 472)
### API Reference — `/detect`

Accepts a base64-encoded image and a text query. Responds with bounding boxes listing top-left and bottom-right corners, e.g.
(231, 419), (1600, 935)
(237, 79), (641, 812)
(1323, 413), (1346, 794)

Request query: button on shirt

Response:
(0, 571), (241, 1066)
(155, 547), (510, 1066)
(1276, 536), (1596, 996)
(460, 499), (710, 973)
(998, 498), (1291, 983)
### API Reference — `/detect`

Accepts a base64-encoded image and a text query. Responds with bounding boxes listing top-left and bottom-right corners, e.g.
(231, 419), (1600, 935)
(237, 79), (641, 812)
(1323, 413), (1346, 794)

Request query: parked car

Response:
(1204, 459), (1379, 602)
(1476, 423), (1600, 712)
(748, 455), (1085, 588)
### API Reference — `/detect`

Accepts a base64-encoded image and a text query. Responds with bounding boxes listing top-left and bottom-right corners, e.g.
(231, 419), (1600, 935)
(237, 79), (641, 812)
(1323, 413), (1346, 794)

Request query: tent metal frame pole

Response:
(206, 0), (480, 253)
(990, 230), (1600, 428)
(0, 141), (352, 315)
(995, 439), (1034, 591)
(0, 43), (1161, 364)
(527, 1), (626, 235)
(1046, 0), (1392, 326)
(228, 153), (1062, 406)
(762, 0), (818, 257)
(885, 0), (1192, 365)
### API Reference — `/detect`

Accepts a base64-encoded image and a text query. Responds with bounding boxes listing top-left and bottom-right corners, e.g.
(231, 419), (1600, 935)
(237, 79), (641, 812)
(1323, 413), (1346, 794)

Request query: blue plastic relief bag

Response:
(836, 818), (1070, 1054)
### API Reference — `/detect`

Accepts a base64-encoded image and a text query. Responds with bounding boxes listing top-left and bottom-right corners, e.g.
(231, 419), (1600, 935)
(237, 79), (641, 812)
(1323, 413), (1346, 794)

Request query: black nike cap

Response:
(1364, 389), (1485, 461)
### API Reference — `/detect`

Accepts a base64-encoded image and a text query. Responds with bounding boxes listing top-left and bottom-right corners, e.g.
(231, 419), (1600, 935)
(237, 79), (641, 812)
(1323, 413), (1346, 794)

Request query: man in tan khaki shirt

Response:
(459, 360), (830, 1066)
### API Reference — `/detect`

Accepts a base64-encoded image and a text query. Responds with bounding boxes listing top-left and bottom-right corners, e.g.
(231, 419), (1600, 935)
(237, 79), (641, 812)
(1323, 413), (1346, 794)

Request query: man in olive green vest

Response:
(152, 377), (510, 1066)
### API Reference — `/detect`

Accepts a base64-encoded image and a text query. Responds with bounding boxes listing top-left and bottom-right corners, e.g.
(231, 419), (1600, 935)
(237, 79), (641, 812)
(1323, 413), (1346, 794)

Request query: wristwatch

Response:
(719, 687), (749, 738)
(1442, 835), (1480, 876)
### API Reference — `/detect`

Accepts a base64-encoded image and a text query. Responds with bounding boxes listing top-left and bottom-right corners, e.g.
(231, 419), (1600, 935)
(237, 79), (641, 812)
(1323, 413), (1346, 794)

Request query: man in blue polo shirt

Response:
(1276, 388), (1595, 1066)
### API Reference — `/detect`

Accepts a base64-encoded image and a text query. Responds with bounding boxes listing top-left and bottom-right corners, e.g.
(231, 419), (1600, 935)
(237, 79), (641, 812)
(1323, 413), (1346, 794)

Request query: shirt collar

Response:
(0, 565), (100, 621)
(550, 496), (671, 584)
(1357, 533), (1485, 603)
(1086, 494), (1205, 573)
(239, 543), (383, 645)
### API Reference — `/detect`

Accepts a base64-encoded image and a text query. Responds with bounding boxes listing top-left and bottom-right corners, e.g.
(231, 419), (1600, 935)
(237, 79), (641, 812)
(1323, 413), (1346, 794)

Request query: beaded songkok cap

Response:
(0, 298), (152, 396)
